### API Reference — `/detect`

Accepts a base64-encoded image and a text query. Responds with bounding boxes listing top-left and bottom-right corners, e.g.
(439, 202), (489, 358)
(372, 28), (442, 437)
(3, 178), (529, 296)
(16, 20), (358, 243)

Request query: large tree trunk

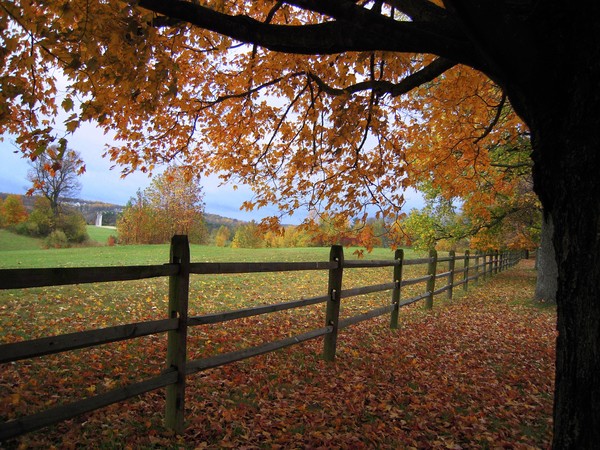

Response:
(545, 145), (600, 449)
(535, 214), (557, 303)
(524, 66), (600, 448)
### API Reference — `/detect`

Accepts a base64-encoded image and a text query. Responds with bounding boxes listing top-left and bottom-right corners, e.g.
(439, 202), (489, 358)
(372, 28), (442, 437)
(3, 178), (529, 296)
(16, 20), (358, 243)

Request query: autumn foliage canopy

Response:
(1, 0), (527, 240)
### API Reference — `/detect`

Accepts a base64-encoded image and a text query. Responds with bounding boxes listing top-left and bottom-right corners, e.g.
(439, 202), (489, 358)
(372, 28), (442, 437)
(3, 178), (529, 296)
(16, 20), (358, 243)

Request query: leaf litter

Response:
(0, 260), (555, 448)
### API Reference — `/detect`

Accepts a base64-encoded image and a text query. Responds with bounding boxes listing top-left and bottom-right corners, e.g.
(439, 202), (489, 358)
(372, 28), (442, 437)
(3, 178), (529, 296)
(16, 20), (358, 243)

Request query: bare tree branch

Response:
(308, 57), (456, 97)
(475, 92), (506, 143)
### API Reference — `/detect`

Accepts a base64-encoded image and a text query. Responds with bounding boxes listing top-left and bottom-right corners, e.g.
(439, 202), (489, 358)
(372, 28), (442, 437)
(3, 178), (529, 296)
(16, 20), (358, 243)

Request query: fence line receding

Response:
(0, 236), (522, 440)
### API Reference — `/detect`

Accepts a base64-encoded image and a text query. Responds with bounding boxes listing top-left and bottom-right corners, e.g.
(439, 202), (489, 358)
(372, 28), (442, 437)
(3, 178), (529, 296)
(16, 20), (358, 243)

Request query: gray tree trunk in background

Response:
(535, 213), (557, 304)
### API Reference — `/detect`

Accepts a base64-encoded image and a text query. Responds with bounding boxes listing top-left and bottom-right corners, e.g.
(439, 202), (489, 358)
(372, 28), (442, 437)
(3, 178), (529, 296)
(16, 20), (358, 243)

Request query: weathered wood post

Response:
(390, 249), (404, 329)
(447, 250), (456, 300)
(463, 250), (470, 291)
(323, 245), (344, 361)
(474, 251), (481, 284)
(494, 250), (500, 274)
(425, 249), (437, 309)
(165, 235), (190, 433)
(481, 253), (487, 279)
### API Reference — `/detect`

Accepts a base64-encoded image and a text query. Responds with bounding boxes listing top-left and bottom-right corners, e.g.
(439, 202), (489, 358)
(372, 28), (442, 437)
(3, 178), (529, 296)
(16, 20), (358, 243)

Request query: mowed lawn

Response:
(0, 235), (555, 448)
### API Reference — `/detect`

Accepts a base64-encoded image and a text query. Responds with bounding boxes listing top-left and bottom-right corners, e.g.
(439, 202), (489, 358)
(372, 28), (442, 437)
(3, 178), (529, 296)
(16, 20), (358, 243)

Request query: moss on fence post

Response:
(390, 249), (404, 329)
(165, 235), (190, 433)
(323, 245), (344, 361)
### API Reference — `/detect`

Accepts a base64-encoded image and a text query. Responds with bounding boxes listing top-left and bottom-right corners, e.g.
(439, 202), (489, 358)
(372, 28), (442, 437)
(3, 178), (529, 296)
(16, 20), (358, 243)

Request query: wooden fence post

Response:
(390, 249), (404, 329)
(425, 249), (437, 309)
(447, 250), (456, 300)
(494, 250), (500, 274)
(463, 250), (470, 291)
(481, 253), (486, 279)
(323, 245), (344, 361)
(474, 251), (480, 284)
(165, 235), (190, 433)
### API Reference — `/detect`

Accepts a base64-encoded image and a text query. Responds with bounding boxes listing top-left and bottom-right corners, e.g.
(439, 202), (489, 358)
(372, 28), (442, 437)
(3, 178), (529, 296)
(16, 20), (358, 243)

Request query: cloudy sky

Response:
(1, 122), (424, 223)
(0, 120), (292, 221)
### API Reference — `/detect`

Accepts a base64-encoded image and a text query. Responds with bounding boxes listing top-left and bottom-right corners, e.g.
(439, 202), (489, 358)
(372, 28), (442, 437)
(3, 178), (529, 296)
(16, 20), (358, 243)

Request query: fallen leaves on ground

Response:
(1, 260), (555, 448)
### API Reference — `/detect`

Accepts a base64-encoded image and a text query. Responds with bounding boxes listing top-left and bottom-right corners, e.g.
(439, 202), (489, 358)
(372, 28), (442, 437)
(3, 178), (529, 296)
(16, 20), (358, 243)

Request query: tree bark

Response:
(535, 214), (557, 304)
(546, 139), (600, 449)
(523, 64), (600, 448)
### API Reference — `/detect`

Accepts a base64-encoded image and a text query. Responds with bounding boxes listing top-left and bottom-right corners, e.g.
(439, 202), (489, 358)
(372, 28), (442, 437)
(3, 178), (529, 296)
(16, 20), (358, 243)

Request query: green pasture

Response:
(0, 229), (44, 251)
(85, 225), (117, 244)
(0, 229), (434, 342)
(0, 227), (426, 269)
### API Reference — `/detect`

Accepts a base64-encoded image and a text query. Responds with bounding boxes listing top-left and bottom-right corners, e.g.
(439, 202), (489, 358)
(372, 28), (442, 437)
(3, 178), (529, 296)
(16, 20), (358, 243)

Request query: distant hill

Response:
(1, 192), (246, 230)
(203, 212), (247, 234)
(0, 192), (123, 225)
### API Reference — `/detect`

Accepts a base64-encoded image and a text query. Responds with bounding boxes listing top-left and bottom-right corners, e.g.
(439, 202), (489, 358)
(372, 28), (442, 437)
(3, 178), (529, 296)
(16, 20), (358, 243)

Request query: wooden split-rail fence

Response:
(0, 236), (522, 440)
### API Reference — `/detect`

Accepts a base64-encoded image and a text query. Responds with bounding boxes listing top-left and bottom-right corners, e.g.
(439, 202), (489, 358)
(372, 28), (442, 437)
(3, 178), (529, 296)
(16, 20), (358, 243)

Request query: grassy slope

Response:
(86, 225), (117, 244)
(0, 229), (43, 251)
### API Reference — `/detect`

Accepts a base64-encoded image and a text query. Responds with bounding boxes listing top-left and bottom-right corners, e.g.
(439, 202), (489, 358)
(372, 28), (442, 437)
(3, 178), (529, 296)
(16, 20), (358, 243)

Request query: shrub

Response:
(24, 206), (54, 237)
(45, 230), (69, 248)
(56, 210), (89, 243)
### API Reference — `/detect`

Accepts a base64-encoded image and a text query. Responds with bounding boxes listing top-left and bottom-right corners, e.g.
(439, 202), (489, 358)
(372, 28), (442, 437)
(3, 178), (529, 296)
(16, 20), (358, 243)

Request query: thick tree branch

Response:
(385, 0), (450, 21)
(287, 0), (450, 25)
(138, 0), (477, 65)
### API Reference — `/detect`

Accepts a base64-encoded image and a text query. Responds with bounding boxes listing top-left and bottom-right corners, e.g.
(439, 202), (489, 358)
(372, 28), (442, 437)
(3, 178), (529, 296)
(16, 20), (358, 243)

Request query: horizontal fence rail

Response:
(0, 237), (523, 441)
(0, 264), (179, 289)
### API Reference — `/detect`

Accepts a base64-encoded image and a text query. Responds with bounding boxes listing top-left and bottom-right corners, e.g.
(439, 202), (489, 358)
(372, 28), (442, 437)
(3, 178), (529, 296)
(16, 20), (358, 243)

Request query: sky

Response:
(0, 123), (424, 224)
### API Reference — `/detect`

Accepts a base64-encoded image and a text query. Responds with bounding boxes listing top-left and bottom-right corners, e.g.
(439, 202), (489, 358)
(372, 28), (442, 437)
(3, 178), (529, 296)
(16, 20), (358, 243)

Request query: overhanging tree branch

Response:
(308, 57), (456, 97)
(385, 0), (450, 21)
(138, 0), (478, 65)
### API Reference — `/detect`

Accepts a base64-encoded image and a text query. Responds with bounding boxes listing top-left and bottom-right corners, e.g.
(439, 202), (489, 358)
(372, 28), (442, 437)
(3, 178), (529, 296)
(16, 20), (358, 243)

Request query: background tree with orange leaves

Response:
(117, 168), (207, 244)
(0, 194), (28, 228)
(2, 1), (599, 446)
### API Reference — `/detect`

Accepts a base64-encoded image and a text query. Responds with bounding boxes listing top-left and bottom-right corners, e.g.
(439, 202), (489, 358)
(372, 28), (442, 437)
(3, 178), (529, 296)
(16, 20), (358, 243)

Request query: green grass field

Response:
(0, 226), (117, 254)
(85, 225), (117, 244)
(0, 229), (44, 251)
(0, 227), (425, 269)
